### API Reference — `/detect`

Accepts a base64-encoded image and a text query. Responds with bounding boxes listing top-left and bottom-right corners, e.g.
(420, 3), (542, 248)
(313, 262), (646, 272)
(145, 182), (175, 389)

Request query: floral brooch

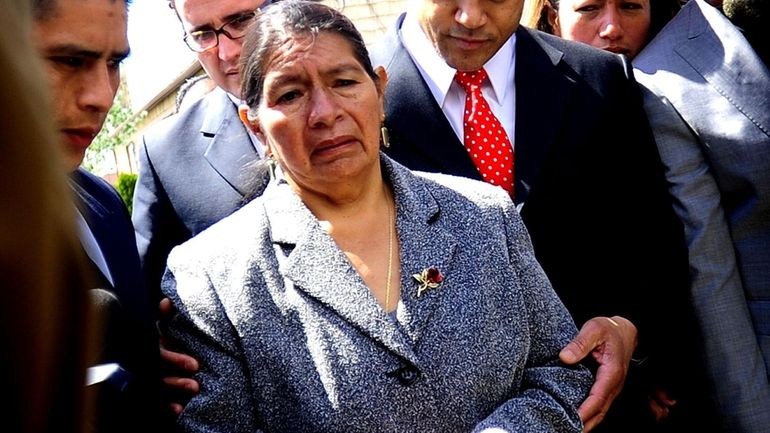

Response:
(413, 266), (443, 297)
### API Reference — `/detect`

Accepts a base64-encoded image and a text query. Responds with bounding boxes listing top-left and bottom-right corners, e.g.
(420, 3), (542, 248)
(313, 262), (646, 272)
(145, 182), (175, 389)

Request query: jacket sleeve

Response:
(132, 136), (191, 302)
(473, 197), (591, 433)
(641, 84), (770, 430)
(161, 247), (262, 433)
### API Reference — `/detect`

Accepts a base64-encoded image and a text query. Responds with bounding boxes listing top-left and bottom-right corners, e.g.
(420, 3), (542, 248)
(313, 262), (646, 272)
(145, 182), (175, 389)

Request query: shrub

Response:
(116, 172), (138, 214)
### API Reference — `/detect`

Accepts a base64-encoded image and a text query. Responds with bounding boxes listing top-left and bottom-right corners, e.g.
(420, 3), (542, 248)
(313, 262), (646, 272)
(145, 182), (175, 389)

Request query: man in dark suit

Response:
(369, 1), (695, 431)
(31, 0), (165, 430)
(132, 0), (270, 302)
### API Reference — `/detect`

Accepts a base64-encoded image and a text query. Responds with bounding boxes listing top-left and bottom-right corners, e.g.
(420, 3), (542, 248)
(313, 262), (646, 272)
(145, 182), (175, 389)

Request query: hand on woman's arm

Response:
(559, 316), (637, 432)
(159, 297), (200, 415)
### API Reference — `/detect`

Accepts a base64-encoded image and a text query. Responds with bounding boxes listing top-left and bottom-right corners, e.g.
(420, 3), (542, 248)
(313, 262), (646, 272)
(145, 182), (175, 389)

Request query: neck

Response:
(290, 160), (387, 226)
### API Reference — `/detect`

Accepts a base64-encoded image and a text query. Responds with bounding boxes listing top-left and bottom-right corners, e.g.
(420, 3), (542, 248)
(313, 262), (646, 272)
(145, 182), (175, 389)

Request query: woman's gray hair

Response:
(240, 0), (378, 118)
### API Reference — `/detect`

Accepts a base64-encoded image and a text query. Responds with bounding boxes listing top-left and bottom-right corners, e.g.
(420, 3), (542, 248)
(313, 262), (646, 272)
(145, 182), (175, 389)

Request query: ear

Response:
(374, 66), (388, 116)
(239, 104), (264, 139)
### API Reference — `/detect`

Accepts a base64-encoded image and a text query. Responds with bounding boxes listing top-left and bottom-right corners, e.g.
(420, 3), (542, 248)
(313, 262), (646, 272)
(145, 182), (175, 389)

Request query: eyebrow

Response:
(190, 9), (254, 32)
(269, 63), (366, 89)
(46, 43), (131, 62)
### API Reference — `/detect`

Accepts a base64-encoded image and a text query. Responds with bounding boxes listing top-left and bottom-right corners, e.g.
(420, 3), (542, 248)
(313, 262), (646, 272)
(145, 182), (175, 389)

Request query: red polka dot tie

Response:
(455, 69), (514, 196)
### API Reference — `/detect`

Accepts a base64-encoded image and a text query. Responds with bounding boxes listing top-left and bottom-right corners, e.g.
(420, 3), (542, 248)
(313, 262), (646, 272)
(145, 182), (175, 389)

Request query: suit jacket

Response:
(370, 15), (695, 411)
(162, 156), (591, 433)
(70, 168), (164, 432)
(132, 87), (261, 300)
(635, 2), (770, 431)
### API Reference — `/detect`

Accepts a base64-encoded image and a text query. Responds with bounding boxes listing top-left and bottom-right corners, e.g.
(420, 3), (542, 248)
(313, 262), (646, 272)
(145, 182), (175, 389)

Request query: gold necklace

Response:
(385, 195), (394, 311)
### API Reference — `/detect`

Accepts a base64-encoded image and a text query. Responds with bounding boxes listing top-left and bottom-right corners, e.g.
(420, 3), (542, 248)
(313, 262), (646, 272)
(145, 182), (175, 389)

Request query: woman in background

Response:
(520, 0), (681, 59)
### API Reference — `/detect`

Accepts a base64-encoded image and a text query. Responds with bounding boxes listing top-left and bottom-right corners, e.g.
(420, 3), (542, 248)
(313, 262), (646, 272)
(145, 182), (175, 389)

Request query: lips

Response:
(603, 46), (631, 56)
(313, 135), (357, 155)
(450, 35), (488, 50)
(62, 128), (98, 148)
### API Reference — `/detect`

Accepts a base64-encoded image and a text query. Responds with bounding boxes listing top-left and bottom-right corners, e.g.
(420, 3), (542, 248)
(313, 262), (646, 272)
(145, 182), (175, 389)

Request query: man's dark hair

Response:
(32, 0), (132, 21)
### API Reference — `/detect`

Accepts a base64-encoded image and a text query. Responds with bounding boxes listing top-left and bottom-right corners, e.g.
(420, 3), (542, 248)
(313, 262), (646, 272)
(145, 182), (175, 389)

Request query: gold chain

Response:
(385, 195), (394, 311)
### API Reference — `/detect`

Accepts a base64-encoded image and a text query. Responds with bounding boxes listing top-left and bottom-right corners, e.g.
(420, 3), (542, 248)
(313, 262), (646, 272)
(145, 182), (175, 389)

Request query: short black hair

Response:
(32, 0), (131, 21)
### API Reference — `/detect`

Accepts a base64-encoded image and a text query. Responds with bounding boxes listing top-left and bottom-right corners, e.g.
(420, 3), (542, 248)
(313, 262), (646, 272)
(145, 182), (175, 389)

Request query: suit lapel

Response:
(263, 176), (418, 364)
(675, 2), (770, 137)
(70, 177), (116, 289)
(386, 159), (459, 345)
(514, 28), (573, 205)
(202, 88), (260, 196)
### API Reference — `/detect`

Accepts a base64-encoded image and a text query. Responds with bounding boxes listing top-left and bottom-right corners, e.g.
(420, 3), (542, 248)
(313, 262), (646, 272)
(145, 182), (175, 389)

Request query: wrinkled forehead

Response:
(263, 30), (317, 68)
(175, 0), (262, 30)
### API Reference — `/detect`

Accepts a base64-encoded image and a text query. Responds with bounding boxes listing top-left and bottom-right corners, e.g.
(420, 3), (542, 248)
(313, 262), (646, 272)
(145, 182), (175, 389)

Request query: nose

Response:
(79, 64), (118, 113)
(217, 32), (241, 63)
(307, 88), (342, 128)
(598, 10), (623, 40)
(454, 0), (487, 30)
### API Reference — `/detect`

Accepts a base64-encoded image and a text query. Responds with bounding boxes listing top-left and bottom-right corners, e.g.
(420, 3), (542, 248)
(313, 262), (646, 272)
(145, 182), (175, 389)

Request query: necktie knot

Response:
(455, 69), (488, 92)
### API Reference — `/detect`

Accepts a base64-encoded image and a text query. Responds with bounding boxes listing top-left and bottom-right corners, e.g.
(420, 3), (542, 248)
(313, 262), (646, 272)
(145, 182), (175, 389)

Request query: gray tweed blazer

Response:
(162, 155), (591, 433)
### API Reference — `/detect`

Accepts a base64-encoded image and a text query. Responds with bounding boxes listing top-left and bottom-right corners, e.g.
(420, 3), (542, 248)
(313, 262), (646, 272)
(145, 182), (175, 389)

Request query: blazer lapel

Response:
(514, 28), (573, 205)
(263, 178), (418, 364)
(675, 3), (770, 137)
(385, 159), (458, 345)
(70, 176), (116, 288)
(202, 88), (260, 196)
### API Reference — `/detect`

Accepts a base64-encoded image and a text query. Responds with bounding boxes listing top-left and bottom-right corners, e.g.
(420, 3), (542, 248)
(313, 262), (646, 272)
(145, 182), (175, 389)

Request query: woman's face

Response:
(553, 0), (651, 59)
(249, 31), (387, 196)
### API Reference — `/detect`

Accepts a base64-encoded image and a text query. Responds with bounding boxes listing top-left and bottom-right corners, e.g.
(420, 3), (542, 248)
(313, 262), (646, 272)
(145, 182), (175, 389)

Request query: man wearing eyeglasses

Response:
(132, 0), (271, 309)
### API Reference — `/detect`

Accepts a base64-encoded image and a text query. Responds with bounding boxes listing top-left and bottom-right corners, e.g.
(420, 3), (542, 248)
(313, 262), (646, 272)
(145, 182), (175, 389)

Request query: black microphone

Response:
(86, 289), (133, 391)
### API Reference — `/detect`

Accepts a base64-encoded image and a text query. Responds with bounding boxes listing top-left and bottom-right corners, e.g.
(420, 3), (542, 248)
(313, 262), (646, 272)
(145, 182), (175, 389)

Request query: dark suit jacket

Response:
(370, 15), (697, 430)
(132, 87), (261, 300)
(70, 168), (164, 432)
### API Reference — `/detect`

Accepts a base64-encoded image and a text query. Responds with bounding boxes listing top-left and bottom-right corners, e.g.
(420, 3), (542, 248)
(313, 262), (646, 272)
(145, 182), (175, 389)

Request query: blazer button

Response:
(387, 366), (421, 386)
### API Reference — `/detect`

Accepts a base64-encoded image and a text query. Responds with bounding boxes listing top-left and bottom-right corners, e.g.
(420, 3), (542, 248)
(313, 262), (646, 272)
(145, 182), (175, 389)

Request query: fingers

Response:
(159, 297), (174, 316)
(170, 402), (185, 416)
(560, 317), (609, 364)
(648, 388), (677, 422)
(579, 354), (625, 430)
(563, 316), (637, 431)
(163, 376), (200, 394)
(578, 392), (610, 432)
(160, 346), (199, 373)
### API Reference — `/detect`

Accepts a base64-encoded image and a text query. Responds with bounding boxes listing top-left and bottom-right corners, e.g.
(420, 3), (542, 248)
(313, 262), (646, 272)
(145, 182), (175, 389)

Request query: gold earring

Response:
(380, 125), (390, 149)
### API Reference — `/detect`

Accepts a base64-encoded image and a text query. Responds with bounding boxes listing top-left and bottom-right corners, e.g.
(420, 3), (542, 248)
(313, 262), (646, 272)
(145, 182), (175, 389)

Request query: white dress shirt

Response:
(227, 91), (266, 158)
(399, 9), (517, 149)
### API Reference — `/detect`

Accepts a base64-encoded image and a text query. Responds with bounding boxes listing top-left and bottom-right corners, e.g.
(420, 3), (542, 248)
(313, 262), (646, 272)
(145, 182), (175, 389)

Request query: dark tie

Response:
(455, 68), (514, 196)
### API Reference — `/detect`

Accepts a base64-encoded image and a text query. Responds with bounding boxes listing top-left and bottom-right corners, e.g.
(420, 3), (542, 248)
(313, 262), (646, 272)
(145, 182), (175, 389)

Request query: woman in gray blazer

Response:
(162, 2), (591, 432)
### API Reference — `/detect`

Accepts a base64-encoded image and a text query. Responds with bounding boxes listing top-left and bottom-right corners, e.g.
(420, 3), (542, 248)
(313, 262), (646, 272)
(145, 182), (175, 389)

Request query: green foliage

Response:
(82, 82), (147, 171)
(116, 172), (138, 214)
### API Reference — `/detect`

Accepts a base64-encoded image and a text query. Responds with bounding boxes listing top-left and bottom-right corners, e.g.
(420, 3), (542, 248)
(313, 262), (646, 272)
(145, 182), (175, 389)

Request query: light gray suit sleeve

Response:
(162, 249), (262, 433)
(641, 85), (770, 431)
(473, 197), (590, 433)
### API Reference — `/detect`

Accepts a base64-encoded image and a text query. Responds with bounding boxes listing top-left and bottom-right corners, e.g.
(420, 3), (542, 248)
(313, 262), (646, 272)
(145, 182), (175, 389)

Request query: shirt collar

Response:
(400, 11), (516, 106)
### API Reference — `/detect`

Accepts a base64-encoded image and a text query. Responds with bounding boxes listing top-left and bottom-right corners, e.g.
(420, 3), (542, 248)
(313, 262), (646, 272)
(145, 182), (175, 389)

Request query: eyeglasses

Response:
(183, 11), (258, 53)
